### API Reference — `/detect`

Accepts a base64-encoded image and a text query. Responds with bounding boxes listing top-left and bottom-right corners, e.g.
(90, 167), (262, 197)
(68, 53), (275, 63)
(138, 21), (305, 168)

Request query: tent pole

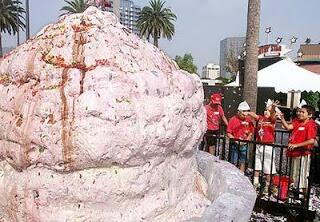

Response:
(290, 91), (294, 109)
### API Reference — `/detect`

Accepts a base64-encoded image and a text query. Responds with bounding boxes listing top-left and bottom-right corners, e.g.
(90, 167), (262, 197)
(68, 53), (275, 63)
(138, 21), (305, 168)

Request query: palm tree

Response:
(243, 0), (261, 112)
(0, 0), (25, 57)
(60, 0), (89, 16)
(137, 0), (177, 47)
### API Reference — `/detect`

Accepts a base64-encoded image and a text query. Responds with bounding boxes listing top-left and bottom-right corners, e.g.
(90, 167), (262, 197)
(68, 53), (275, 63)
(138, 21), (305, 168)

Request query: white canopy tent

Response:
(226, 59), (320, 93)
(257, 59), (320, 93)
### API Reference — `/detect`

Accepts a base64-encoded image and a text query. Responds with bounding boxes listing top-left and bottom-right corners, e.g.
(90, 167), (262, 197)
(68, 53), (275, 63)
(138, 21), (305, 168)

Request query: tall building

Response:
(106, 0), (120, 18)
(102, 0), (141, 35)
(219, 37), (246, 78)
(119, 0), (141, 35)
(201, 63), (220, 79)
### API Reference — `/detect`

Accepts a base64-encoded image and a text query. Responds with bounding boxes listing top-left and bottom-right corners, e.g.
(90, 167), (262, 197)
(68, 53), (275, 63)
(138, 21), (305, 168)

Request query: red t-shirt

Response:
(255, 115), (276, 143)
(287, 119), (317, 157)
(227, 115), (254, 140)
(206, 104), (225, 131)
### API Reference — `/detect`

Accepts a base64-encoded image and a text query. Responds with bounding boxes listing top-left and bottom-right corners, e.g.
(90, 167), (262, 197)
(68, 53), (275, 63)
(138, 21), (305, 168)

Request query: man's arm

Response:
(246, 121), (255, 141)
(248, 111), (259, 120)
(222, 115), (228, 127)
(226, 117), (233, 138)
(227, 133), (234, 139)
(219, 106), (228, 127)
(280, 114), (293, 130)
(288, 139), (315, 150)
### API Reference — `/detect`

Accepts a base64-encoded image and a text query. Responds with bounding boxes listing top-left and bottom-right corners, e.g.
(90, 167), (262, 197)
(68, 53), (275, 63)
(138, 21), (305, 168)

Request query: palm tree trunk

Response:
(16, 1), (20, 45)
(154, 36), (159, 48)
(243, 0), (261, 112)
(26, 0), (30, 40)
(17, 30), (20, 46)
(0, 33), (2, 57)
(153, 30), (159, 47)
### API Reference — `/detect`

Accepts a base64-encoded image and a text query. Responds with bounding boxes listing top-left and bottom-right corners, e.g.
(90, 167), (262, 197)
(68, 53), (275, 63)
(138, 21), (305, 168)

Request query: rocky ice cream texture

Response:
(0, 7), (211, 222)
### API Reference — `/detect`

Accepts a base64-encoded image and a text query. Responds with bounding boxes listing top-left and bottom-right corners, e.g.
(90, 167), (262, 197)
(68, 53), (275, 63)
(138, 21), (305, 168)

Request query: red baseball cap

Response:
(211, 93), (222, 105)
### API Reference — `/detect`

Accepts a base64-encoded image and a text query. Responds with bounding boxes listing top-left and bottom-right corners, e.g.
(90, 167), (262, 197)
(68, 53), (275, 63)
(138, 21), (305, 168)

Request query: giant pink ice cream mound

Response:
(0, 7), (210, 222)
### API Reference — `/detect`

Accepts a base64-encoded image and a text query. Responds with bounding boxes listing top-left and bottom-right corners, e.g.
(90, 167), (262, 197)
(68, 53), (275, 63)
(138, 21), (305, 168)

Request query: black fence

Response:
(201, 129), (320, 221)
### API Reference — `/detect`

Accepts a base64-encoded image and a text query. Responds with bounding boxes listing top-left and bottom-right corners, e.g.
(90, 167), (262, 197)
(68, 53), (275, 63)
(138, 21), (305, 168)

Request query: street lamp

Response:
(265, 27), (271, 34)
(289, 36), (298, 49)
(265, 27), (271, 44)
(305, 38), (311, 44)
(276, 37), (282, 44)
(290, 36), (298, 44)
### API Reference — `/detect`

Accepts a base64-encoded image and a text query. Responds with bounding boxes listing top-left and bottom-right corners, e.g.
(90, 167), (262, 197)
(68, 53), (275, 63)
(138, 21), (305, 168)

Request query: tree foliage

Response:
(225, 49), (240, 75)
(137, 0), (176, 47)
(60, 0), (111, 15)
(302, 91), (320, 110)
(215, 76), (235, 85)
(174, 53), (197, 74)
(0, 0), (25, 56)
(60, 0), (89, 16)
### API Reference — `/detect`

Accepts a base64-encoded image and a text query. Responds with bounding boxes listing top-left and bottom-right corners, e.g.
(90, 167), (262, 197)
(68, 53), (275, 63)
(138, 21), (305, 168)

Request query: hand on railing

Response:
(288, 143), (298, 150)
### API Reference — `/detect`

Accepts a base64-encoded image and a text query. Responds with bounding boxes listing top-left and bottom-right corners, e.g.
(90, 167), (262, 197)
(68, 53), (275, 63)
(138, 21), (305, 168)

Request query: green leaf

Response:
(174, 53), (198, 74)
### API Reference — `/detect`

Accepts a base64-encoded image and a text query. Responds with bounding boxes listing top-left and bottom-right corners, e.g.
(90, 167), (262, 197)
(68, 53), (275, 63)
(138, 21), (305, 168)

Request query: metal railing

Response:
(201, 129), (319, 220)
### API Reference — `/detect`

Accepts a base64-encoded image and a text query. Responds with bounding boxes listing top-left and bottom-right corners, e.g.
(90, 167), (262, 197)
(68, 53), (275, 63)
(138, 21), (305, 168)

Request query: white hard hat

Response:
(298, 99), (307, 108)
(238, 101), (250, 111)
(265, 99), (273, 109)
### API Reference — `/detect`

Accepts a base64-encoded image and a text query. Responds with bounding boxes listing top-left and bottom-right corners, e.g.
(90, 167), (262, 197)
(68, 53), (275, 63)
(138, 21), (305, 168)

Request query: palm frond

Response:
(136, 0), (176, 47)
(60, 0), (89, 16)
(0, 0), (26, 35)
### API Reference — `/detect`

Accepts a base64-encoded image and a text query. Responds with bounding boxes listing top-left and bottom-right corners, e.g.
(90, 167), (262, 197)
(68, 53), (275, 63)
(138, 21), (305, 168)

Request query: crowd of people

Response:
(204, 93), (319, 199)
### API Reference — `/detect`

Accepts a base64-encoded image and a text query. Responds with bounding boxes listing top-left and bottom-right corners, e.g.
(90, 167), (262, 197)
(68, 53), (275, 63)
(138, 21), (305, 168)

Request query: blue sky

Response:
(3, 0), (320, 71)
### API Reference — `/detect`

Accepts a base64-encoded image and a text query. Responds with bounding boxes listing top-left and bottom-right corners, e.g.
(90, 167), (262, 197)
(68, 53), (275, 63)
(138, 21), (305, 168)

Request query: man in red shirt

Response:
(205, 93), (228, 155)
(248, 100), (278, 193)
(280, 105), (317, 197)
(227, 101), (254, 172)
